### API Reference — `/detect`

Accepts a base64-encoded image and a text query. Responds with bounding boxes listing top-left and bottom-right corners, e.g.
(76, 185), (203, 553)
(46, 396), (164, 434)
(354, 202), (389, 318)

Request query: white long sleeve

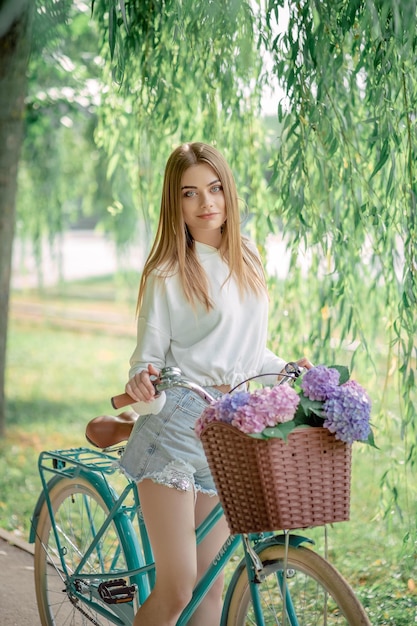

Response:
(129, 241), (286, 393)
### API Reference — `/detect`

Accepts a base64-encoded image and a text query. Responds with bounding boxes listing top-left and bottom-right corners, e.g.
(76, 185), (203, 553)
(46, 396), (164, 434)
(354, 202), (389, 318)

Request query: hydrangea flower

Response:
(231, 404), (269, 434)
(194, 404), (217, 437)
(323, 382), (372, 444)
(301, 365), (340, 401)
(195, 383), (300, 436)
(195, 365), (373, 446)
(342, 379), (371, 403)
(268, 384), (301, 422)
(216, 391), (250, 423)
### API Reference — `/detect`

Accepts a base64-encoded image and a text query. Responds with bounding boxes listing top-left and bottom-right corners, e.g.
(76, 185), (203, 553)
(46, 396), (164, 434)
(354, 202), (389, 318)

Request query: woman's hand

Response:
(125, 364), (160, 403)
(277, 357), (313, 383)
(295, 357), (314, 370)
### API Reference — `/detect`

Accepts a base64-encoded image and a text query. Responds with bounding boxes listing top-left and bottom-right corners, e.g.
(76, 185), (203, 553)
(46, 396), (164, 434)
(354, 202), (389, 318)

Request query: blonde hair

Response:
(137, 142), (266, 312)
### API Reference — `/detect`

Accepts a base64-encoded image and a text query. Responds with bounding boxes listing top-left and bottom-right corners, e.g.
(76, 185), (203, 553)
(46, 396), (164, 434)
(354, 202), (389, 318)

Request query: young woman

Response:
(119, 142), (311, 626)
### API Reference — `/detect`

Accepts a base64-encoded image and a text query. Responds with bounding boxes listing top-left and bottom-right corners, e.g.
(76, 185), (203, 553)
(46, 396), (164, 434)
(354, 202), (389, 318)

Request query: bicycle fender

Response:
(261, 533), (314, 549)
(29, 473), (63, 543)
(220, 533), (314, 626)
(28, 468), (118, 543)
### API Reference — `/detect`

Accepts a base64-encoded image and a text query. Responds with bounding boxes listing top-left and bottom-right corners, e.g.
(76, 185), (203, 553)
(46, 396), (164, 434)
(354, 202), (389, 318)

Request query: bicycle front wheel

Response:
(34, 475), (136, 626)
(224, 544), (370, 626)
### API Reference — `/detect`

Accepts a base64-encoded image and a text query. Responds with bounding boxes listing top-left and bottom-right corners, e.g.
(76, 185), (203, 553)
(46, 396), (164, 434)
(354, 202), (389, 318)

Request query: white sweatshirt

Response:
(129, 241), (286, 407)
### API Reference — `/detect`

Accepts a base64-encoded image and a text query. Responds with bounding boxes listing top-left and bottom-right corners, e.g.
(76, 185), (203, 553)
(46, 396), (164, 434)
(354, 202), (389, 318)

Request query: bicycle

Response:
(29, 365), (371, 625)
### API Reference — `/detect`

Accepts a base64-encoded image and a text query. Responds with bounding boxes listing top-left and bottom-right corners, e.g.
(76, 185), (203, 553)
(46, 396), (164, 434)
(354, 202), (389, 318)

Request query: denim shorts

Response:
(118, 386), (224, 495)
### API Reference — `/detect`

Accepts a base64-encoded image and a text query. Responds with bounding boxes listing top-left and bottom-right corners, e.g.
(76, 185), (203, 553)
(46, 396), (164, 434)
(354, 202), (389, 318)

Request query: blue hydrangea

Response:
(323, 383), (371, 444)
(216, 391), (250, 423)
(301, 365), (340, 401)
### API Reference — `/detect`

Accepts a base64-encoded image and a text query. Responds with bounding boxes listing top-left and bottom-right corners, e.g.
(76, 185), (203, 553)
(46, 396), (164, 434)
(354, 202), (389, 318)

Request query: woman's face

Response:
(180, 163), (226, 248)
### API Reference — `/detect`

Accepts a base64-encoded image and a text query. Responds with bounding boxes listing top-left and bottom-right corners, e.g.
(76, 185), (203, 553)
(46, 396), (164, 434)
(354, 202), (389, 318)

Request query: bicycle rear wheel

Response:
(34, 475), (136, 626)
(223, 544), (370, 626)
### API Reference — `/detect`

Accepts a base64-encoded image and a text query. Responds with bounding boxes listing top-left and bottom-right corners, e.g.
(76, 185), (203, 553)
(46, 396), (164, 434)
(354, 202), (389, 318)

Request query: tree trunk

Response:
(0, 1), (32, 437)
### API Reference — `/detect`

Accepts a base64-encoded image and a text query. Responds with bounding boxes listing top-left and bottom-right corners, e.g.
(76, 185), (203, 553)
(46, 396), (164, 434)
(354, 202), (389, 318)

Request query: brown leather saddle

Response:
(85, 410), (138, 449)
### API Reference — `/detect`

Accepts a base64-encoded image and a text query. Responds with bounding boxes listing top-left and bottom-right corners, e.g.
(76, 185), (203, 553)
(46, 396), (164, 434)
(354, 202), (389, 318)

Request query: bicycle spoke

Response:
(34, 477), (134, 626)
(224, 545), (370, 626)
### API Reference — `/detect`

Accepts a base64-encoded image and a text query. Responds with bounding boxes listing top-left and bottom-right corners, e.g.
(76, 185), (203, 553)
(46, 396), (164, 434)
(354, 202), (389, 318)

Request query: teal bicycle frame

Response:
(30, 446), (311, 626)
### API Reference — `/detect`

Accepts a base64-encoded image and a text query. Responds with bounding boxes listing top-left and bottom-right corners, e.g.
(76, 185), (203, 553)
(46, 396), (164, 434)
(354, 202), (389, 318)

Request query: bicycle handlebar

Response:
(111, 366), (217, 409)
(111, 392), (137, 410)
(111, 363), (303, 410)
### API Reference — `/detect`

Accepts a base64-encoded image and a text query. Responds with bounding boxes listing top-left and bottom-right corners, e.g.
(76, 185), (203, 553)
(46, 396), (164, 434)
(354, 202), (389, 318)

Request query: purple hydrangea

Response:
(195, 391), (250, 436)
(323, 382), (372, 444)
(301, 365), (340, 401)
(216, 391), (250, 423)
(342, 379), (371, 403)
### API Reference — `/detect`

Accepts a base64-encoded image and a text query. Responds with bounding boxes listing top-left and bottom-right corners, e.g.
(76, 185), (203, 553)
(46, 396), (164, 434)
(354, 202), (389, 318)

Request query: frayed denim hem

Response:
(118, 458), (217, 497)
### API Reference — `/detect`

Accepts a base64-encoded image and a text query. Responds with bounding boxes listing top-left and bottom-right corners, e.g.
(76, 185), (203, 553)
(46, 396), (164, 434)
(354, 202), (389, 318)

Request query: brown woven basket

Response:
(200, 424), (352, 534)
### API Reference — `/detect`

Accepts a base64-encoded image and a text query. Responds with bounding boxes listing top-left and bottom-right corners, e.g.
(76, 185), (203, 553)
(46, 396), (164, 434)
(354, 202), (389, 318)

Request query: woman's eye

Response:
(211, 185), (223, 193)
(184, 190), (196, 198)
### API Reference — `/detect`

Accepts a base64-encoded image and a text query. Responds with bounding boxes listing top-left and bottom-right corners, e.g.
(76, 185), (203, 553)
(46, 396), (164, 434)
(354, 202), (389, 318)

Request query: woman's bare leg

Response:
(133, 479), (197, 626)
(188, 492), (230, 626)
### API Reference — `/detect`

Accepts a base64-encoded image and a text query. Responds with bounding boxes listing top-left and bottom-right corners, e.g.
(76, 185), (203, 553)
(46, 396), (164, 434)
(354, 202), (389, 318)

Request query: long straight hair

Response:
(137, 142), (266, 312)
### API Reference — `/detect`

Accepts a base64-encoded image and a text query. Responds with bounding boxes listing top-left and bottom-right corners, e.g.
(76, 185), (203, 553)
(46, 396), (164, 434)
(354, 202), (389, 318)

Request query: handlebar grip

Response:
(111, 392), (136, 410)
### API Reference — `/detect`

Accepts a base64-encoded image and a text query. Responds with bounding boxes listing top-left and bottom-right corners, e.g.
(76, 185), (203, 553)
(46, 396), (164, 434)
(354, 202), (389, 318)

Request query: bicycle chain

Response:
(69, 594), (102, 626)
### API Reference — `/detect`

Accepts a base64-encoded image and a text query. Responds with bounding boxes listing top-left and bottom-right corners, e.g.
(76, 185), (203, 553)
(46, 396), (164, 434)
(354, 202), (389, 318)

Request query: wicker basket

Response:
(200, 424), (352, 535)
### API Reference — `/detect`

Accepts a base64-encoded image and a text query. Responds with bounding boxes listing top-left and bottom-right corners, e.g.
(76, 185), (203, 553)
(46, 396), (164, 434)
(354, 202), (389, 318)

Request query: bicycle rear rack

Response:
(38, 447), (122, 478)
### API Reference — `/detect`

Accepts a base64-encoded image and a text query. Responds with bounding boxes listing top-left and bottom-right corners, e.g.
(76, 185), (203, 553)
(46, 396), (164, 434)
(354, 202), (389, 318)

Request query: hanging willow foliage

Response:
(91, 0), (272, 250)
(261, 0), (416, 528)
(91, 0), (416, 532)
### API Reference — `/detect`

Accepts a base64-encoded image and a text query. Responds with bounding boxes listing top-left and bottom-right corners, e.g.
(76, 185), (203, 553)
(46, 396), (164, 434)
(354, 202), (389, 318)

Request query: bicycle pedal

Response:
(98, 579), (136, 604)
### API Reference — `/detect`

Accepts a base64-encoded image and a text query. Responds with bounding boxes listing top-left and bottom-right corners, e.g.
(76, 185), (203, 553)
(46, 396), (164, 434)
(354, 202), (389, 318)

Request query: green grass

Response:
(2, 281), (417, 624)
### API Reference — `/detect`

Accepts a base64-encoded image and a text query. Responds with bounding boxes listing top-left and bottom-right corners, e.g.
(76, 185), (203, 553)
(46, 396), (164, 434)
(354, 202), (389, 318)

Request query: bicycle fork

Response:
(242, 533), (300, 626)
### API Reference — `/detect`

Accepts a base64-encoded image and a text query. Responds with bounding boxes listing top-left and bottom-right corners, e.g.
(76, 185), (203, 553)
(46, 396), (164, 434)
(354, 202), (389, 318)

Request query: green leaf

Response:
(262, 421), (297, 441)
(386, 157), (395, 198)
(329, 364), (350, 384)
(109, 2), (117, 61)
(294, 406), (324, 427)
(119, 0), (129, 33)
(107, 153), (120, 180)
(299, 395), (326, 417)
(370, 138), (390, 179)
(364, 429), (378, 449)
(266, 214), (275, 233)
(250, 432), (266, 439)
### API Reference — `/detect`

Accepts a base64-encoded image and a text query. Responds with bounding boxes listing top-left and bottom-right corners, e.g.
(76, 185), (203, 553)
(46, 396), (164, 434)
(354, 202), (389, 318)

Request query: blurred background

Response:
(1, 2), (416, 623)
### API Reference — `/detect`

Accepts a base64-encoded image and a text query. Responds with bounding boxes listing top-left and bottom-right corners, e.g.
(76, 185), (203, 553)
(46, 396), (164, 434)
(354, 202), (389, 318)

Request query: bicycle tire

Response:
(34, 474), (137, 626)
(223, 544), (371, 626)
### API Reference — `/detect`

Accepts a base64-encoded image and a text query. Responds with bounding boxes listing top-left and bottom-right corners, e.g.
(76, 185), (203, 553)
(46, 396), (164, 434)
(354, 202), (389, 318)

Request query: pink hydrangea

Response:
(195, 383), (300, 437)
(268, 384), (301, 421)
(194, 405), (217, 437)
